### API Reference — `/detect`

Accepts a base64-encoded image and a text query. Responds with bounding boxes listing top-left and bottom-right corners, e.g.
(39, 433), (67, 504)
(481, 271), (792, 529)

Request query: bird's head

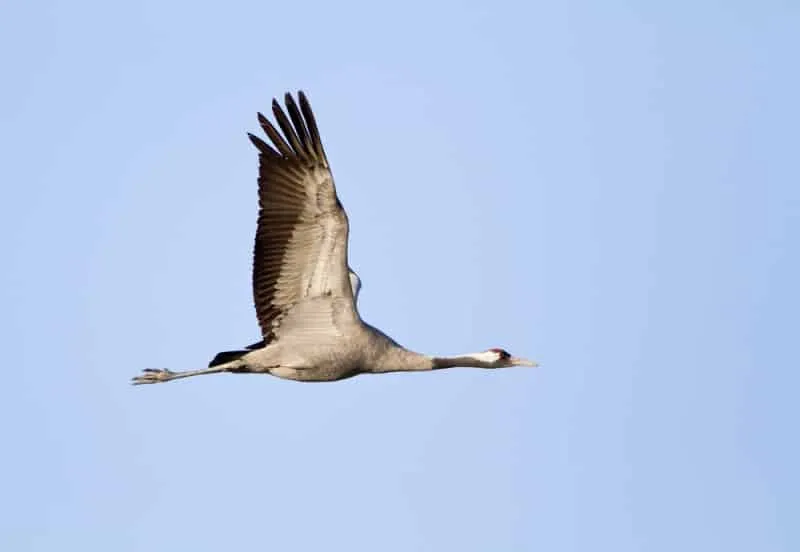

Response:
(476, 348), (539, 368)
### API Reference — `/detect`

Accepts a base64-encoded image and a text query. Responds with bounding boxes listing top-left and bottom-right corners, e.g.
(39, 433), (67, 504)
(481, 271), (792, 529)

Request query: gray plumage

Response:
(132, 92), (537, 386)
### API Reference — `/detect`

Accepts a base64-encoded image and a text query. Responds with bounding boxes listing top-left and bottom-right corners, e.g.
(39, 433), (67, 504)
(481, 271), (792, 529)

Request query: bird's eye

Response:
(490, 348), (511, 360)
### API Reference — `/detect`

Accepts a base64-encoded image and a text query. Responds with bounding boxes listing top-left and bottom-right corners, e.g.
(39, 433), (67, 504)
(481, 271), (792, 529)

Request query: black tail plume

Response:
(208, 350), (250, 368)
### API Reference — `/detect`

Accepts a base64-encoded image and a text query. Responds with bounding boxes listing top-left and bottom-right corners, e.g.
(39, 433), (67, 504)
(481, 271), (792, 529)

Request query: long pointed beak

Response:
(511, 356), (539, 367)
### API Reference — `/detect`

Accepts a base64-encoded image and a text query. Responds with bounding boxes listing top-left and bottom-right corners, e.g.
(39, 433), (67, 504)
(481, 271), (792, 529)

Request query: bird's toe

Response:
(131, 369), (175, 385)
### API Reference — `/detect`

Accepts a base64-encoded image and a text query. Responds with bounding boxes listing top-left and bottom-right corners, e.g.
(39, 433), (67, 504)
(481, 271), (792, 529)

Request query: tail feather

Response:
(208, 350), (250, 367)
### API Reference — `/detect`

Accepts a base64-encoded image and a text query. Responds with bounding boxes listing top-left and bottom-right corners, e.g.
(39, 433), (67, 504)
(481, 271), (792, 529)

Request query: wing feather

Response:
(284, 94), (313, 158)
(299, 92), (328, 164)
(272, 98), (305, 158)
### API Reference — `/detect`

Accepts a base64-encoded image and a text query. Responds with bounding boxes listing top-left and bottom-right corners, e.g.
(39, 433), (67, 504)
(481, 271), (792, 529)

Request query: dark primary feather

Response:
(284, 95), (311, 155)
(247, 91), (352, 345)
(298, 94), (328, 164)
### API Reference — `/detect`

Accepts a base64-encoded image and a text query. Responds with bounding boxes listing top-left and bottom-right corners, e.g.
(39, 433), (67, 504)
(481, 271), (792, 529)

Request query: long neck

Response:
(368, 347), (435, 374)
(432, 354), (492, 369)
(368, 348), (489, 374)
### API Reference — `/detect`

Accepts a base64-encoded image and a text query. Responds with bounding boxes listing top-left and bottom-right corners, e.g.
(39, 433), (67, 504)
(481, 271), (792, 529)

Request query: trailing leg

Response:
(131, 360), (250, 385)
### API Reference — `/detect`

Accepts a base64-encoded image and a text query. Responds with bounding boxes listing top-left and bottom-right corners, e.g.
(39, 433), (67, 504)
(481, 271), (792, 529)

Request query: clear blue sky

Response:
(1, 1), (797, 550)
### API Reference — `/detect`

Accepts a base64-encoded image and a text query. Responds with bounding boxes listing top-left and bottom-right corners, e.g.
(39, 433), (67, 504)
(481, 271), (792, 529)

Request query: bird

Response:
(132, 92), (538, 385)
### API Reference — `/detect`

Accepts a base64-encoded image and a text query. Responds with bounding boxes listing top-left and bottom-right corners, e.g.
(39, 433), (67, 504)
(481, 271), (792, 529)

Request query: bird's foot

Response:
(131, 368), (177, 385)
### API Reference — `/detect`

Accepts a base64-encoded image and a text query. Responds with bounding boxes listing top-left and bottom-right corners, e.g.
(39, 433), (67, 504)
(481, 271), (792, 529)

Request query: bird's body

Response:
(228, 320), (411, 382)
(133, 92), (537, 386)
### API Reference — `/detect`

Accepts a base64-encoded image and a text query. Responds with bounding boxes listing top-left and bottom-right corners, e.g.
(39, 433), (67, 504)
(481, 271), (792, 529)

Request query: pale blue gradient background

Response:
(1, 1), (797, 550)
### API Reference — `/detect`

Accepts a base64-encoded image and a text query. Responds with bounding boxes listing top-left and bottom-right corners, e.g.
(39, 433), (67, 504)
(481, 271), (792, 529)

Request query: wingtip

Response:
(247, 132), (273, 155)
(284, 93), (300, 113)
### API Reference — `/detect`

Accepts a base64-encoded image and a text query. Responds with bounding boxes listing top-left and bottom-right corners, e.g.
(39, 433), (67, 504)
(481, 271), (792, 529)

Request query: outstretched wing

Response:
(247, 92), (354, 344)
